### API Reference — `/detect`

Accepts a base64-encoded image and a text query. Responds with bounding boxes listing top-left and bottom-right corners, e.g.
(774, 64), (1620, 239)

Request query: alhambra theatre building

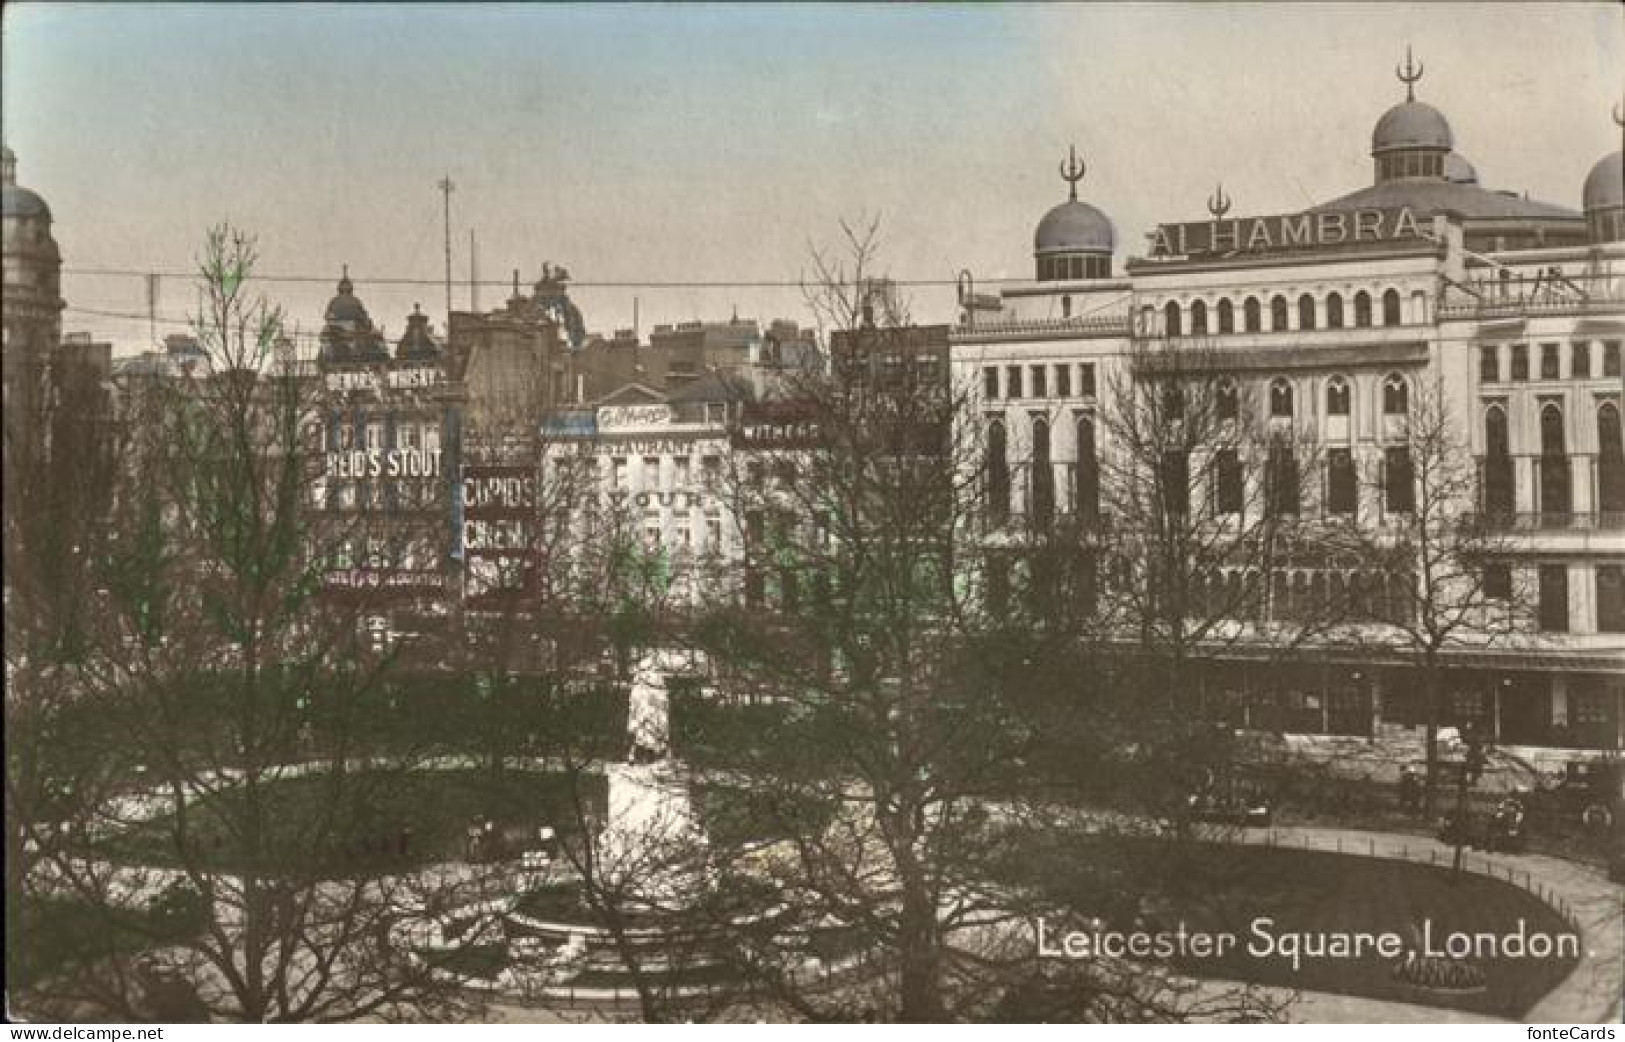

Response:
(954, 57), (1624, 753)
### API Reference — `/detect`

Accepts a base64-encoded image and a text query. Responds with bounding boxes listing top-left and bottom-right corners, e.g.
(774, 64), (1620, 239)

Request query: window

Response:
(1511, 344), (1528, 381)
(1267, 442), (1299, 517)
(1074, 416), (1099, 524)
(1214, 449), (1244, 514)
(1217, 298), (1235, 334)
(1079, 363), (1096, 398)
(1353, 291), (1372, 327)
(1540, 343), (1560, 380)
(1385, 446), (1415, 513)
(1571, 342), (1590, 380)
(1216, 380), (1238, 422)
(1479, 346), (1499, 384)
(1327, 449), (1356, 514)
(1031, 365), (1047, 399)
(701, 455), (721, 490)
(1158, 449), (1189, 522)
(1269, 378), (1294, 418)
(1191, 300), (1209, 336)
(1326, 293), (1344, 329)
(643, 456), (662, 490)
(1006, 366), (1022, 399)
(1298, 294), (1317, 330)
(1381, 289), (1401, 326)
(1244, 297), (1262, 332)
(1382, 373), (1408, 415)
(1540, 404), (1569, 515)
(1164, 301), (1183, 337)
(986, 418), (1010, 524)
(1162, 383), (1186, 421)
(1483, 563), (1512, 601)
(984, 366), (999, 400)
(1326, 377), (1350, 416)
(1031, 417), (1053, 525)
(1604, 341), (1621, 378)
(1538, 565), (1568, 632)
(1270, 295), (1289, 332)
(612, 456), (629, 492)
(1483, 406), (1514, 517)
(1061, 295), (1072, 318)
(1055, 364), (1071, 398)
(673, 456), (690, 488)
(366, 422), (384, 452)
(1598, 566), (1625, 632)
(1598, 403), (1625, 514)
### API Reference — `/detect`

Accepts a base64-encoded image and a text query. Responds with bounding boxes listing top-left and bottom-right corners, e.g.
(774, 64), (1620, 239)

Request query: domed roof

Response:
(1035, 201), (1115, 255)
(1034, 145), (1115, 256)
(1, 145), (52, 222)
(395, 304), (441, 361)
(1443, 152), (1478, 184)
(323, 267), (373, 329)
(1584, 151), (1623, 213)
(1372, 100), (1454, 155)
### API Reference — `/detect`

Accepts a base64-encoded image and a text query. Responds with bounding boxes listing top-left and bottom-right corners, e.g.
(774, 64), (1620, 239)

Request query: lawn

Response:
(96, 767), (607, 877)
(1005, 834), (1578, 1018)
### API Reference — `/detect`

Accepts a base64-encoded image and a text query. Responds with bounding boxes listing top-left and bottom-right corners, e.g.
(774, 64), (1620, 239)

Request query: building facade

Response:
(953, 61), (1625, 752)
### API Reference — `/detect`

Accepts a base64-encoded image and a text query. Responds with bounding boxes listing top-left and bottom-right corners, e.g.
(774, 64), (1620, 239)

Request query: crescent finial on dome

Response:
(1396, 45), (1424, 103)
(1059, 145), (1086, 203)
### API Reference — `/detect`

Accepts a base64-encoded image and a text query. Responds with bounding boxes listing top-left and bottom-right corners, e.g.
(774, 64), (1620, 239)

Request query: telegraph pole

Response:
(469, 228), (479, 313)
(438, 175), (455, 323)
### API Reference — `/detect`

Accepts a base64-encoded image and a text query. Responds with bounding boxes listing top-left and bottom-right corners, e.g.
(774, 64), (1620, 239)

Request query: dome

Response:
(1583, 150), (1623, 213)
(1371, 100), (1454, 155)
(1443, 152), (1478, 184)
(1034, 200), (1114, 256)
(1, 145), (52, 222)
(323, 268), (373, 329)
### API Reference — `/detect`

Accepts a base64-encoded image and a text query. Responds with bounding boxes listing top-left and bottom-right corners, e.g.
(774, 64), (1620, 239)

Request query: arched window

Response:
(1539, 404), (1569, 517)
(1382, 373), (1408, 415)
(1326, 376), (1350, 416)
(1270, 378), (1294, 418)
(1598, 402), (1624, 515)
(1271, 295), (1289, 331)
(1075, 415), (1099, 525)
(1381, 289), (1401, 326)
(1216, 379), (1239, 422)
(1190, 299), (1209, 336)
(1354, 290), (1372, 327)
(1298, 294), (1317, 330)
(986, 418), (1010, 525)
(1217, 298), (1235, 334)
(1244, 297), (1262, 333)
(1326, 292), (1345, 329)
(1031, 416), (1053, 526)
(1483, 405), (1513, 518)
(1164, 301), (1182, 338)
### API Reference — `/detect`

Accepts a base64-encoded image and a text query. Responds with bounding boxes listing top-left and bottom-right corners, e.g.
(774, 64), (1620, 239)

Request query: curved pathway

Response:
(1245, 825), (1623, 1023)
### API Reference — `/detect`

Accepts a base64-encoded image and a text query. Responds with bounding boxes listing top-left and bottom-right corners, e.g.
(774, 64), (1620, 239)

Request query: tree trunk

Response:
(1422, 658), (1442, 818)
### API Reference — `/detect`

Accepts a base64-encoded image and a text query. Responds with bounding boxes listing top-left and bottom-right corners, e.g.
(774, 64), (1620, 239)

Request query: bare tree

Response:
(12, 226), (491, 1022)
(1339, 373), (1533, 815)
(1093, 333), (1338, 823)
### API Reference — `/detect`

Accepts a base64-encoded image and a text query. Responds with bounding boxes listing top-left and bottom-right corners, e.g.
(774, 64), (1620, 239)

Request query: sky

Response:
(3, 2), (1621, 355)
